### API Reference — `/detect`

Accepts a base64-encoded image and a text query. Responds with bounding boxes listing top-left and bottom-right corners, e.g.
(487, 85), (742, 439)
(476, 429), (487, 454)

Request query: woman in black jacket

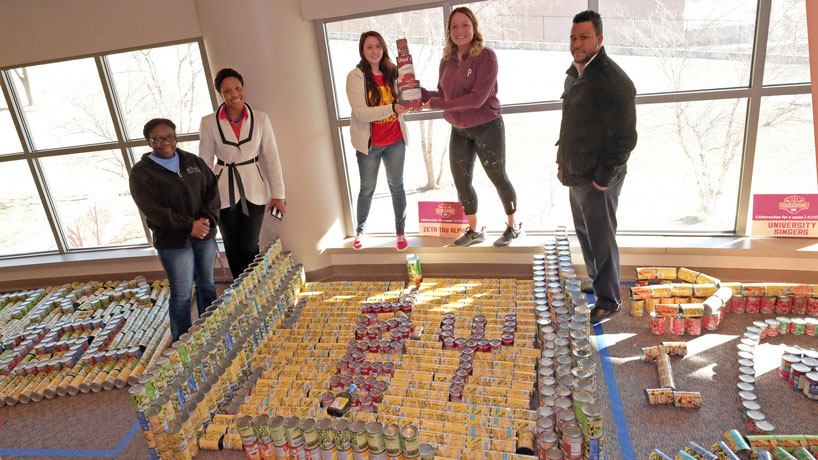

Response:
(129, 118), (220, 341)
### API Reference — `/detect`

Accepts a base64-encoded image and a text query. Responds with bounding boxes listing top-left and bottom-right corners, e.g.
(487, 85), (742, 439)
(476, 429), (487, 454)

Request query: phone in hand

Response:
(269, 205), (283, 221)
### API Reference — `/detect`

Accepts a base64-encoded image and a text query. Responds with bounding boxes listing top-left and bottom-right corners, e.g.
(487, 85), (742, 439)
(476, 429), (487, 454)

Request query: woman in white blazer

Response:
(199, 68), (286, 278)
(346, 31), (411, 251)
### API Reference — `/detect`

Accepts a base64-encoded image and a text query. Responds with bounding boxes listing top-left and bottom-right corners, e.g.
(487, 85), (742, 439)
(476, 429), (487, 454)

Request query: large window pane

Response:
(600, 0), (757, 93)
(11, 59), (116, 150)
(764, 0), (810, 85)
(327, 8), (444, 120)
(341, 112), (566, 234)
(458, 0), (586, 104)
(751, 95), (817, 194)
(0, 95), (23, 155)
(0, 161), (57, 255)
(39, 151), (147, 249)
(620, 99), (748, 232)
(107, 43), (213, 139)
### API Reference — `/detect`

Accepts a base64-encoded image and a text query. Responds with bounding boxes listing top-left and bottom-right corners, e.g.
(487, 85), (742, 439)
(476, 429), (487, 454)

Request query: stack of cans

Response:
(128, 239), (302, 459)
(535, 227), (604, 460)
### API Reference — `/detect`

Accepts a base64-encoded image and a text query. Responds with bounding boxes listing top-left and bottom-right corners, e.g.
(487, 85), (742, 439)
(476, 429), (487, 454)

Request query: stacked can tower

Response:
(0, 278), (173, 406)
(534, 226), (604, 460)
(630, 267), (818, 336)
(128, 238), (306, 459)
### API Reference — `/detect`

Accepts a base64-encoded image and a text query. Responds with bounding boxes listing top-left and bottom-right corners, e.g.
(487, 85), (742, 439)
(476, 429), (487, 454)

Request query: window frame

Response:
(0, 38), (218, 259)
(315, 0), (812, 237)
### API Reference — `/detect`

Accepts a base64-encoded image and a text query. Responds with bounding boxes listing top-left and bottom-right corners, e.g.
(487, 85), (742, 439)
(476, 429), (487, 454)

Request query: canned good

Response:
(316, 418), (334, 449)
(382, 423), (401, 456)
(579, 403), (603, 438)
(268, 415), (287, 446)
(300, 418), (320, 449)
(804, 372), (818, 400)
(399, 424), (419, 457)
(236, 415), (255, 440)
(284, 416), (302, 444)
(419, 443), (435, 460)
(546, 446), (565, 460)
(562, 425), (583, 459)
(349, 420), (367, 451)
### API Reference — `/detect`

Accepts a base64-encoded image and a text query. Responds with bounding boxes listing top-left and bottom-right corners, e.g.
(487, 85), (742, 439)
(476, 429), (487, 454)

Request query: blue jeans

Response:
(157, 238), (218, 340)
(569, 173), (626, 311)
(356, 139), (406, 234)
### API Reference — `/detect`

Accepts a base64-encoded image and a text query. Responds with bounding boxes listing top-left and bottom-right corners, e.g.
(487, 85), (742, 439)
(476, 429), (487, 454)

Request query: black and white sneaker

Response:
(493, 223), (522, 247)
(453, 227), (485, 247)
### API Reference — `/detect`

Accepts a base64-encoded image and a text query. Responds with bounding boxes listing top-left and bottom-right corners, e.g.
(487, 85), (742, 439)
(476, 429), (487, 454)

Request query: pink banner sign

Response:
(418, 201), (469, 237)
(751, 194), (818, 237)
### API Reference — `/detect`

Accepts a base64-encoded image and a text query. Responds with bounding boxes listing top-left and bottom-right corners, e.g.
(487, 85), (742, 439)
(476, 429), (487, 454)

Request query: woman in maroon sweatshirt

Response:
(421, 6), (521, 247)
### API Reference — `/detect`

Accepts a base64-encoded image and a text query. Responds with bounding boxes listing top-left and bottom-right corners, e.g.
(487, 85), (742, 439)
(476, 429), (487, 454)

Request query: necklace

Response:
(224, 106), (245, 124)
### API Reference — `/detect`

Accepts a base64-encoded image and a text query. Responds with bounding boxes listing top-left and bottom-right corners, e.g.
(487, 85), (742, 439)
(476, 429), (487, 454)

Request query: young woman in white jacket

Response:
(346, 31), (411, 251)
(199, 68), (286, 278)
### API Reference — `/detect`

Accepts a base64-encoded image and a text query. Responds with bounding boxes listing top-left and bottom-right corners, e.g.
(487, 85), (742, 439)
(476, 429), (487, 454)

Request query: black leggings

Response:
(449, 116), (517, 216)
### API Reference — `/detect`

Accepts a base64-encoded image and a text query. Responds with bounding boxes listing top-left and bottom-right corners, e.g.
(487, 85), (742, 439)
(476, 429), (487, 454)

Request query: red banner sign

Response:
(751, 194), (818, 237)
(418, 201), (469, 237)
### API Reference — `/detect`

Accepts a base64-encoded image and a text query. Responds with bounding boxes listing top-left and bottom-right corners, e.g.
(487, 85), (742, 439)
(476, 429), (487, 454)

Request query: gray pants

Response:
(569, 174), (625, 311)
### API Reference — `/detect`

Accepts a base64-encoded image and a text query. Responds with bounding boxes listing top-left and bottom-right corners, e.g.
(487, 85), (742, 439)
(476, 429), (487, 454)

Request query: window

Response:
(0, 39), (214, 256)
(0, 95), (22, 155)
(621, 99), (747, 232)
(107, 43), (213, 139)
(458, 0), (587, 104)
(599, 0), (758, 93)
(11, 59), (116, 150)
(764, 0), (810, 85)
(751, 95), (817, 195)
(39, 151), (148, 249)
(0, 161), (57, 255)
(320, 1), (812, 236)
(327, 8), (445, 120)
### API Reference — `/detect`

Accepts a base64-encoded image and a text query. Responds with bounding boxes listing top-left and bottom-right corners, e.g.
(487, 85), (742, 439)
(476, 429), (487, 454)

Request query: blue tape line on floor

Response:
(0, 421), (140, 458)
(113, 421), (141, 454)
(591, 285), (636, 460)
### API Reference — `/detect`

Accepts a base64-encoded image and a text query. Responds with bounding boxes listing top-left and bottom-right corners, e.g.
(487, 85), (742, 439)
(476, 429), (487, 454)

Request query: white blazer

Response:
(199, 104), (285, 210)
(346, 67), (409, 154)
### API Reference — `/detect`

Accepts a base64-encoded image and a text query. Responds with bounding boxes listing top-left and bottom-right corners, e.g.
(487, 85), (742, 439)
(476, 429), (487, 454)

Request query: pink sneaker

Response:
(396, 234), (408, 252)
(353, 233), (363, 250)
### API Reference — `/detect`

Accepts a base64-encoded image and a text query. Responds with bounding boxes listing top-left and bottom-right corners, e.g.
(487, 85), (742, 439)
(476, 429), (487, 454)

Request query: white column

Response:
(194, 0), (346, 271)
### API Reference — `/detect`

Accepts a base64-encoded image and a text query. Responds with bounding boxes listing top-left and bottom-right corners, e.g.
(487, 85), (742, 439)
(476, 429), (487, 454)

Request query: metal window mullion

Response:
(735, 0), (773, 236)
(1, 70), (67, 253)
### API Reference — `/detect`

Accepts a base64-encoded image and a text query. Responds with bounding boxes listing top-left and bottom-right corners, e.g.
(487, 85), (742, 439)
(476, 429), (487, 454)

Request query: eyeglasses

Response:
(150, 134), (177, 144)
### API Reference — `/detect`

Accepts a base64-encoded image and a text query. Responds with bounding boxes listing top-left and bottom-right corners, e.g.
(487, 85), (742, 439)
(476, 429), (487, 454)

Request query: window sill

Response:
(325, 233), (818, 282)
(0, 235), (815, 289)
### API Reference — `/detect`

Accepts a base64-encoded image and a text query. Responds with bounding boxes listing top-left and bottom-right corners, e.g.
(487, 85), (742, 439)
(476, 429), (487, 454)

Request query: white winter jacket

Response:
(199, 104), (285, 209)
(345, 67), (409, 154)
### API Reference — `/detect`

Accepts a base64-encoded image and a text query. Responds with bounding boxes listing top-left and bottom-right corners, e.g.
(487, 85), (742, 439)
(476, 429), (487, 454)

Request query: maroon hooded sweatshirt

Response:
(421, 47), (501, 129)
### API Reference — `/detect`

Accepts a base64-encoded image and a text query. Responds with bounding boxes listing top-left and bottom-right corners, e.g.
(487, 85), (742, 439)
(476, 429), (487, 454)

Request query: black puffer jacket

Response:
(556, 47), (637, 187)
(129, 149), (220, 249)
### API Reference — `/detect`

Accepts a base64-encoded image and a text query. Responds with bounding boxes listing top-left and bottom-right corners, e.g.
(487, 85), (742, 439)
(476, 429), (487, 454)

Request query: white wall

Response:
(299, 0), (439, 20)
(195, 0), (346, 271)
(0, 0), (201, 67)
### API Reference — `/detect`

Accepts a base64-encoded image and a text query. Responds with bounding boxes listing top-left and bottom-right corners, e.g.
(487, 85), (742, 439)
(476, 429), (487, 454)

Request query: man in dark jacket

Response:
(556, 10), (637, 323)
(129, 118), (220, 340)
